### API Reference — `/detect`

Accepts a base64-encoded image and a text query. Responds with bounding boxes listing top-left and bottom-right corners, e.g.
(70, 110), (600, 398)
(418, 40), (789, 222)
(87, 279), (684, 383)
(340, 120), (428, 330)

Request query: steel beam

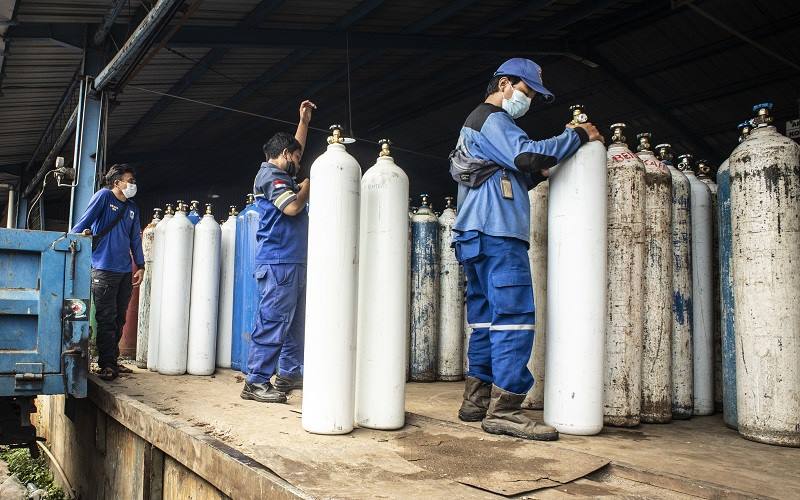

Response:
(167, 26), (570, 52)
(23, 107), (78, 199)
(93, 0), (187, 92)
(521, 0), (622, 40)
(112, 0), (286, 152)
(23, 63), (81, 175)
(93, 0), (128, 46)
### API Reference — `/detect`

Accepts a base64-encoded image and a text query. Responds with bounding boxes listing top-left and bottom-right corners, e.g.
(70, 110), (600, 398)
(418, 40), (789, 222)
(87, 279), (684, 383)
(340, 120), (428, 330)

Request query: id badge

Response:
(500, 170), (514, 200)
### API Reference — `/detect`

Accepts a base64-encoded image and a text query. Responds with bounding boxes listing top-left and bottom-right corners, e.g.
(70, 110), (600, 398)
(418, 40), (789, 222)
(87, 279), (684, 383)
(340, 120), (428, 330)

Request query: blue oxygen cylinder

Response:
(231, 193), (260, 373)
(187, 200), (202, 225)
(410, 194), (440, 382)
(718, 121), (751, 429)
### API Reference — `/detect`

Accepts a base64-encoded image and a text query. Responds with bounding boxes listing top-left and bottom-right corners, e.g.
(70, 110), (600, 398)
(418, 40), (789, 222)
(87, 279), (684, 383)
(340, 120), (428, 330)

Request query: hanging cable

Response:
(27, 171), (56, 229)
(346, 31), (354, 138)
(126, 84), (446, 160)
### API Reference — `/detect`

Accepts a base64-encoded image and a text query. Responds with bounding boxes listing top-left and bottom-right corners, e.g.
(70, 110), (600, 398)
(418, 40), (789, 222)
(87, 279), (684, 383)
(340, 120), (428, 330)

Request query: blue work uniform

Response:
(247, 162), (309, 385)
(71, 188), (144, 272)
(453, 103), (588, 394)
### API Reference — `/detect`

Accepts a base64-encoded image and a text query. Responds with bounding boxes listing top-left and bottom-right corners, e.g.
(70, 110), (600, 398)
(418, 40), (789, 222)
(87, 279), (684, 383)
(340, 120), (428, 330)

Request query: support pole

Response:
(68, 50), (107, 229)
(16, 196), (27, 229)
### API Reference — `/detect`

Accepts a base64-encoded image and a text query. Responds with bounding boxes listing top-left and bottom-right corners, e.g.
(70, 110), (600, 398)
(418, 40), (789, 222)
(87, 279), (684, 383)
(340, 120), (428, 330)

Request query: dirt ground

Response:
(107, 368), (799, 499)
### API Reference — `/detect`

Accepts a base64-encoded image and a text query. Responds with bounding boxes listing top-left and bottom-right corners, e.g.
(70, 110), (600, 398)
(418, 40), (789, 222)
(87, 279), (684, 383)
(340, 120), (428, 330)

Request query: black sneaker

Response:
(240, 382), (287, 403)
(274, 374), (303, 393)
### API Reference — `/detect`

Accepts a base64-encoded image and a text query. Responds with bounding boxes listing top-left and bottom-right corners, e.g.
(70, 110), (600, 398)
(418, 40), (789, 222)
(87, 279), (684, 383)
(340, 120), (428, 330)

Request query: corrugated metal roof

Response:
(0, 0), (798, 214)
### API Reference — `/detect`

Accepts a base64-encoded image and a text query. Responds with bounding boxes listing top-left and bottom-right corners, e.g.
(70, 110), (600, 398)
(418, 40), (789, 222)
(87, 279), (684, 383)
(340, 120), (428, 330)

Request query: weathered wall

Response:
(36, 378), (307, 500)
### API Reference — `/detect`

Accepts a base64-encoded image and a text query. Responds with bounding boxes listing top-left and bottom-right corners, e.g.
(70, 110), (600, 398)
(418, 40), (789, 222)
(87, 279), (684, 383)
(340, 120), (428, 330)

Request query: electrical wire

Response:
(27, 170), (56, 229)
(126, 84), (446, 161)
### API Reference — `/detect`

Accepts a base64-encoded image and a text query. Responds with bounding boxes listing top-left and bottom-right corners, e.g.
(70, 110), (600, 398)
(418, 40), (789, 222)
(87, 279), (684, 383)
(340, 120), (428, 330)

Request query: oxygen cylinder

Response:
(524, 181), (548, 410)
(729, 103), (800, 447)
(186, 204), (221, 376)
(657, 144), (694, 419)
(216, 206), (238, 368)
(636, 134), (673, 423)
(678, 154), (714, 416)
(544, 106), (607, 436)
(718, 121), (752, 429)
(136, 208), (161, 368)
(231, 194), (260, 373)
(355, 140), (409, 430)
(302, 125), (361, 435)
(604, 123), (646, 427)
(410, 194), (440, 382)
(697, 159), (721, 412)
(437, 196), (463, 381)
(187, 200), (201, 225)
(406, 201), (413, 382)
(157, 203), (194, 375)
(147, 204), (174, 371)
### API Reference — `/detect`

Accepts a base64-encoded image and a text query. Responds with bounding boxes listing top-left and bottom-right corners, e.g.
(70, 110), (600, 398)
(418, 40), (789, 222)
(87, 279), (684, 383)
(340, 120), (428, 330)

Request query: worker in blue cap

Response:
(450, 58), (604, 440)
(241, 100), (316, 404)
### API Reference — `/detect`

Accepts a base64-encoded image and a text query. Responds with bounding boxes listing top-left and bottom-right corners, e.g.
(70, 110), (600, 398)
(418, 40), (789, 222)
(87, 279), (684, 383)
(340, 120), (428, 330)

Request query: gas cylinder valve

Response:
(677, 154), (694, 172)
(610, 123), (627, 145)
(378, 139), (392, 157)
(636, 132), (653, 153)
(569, 104), (588, 125)
(751, 102), (774, 127)
(655, 143), (673, 163)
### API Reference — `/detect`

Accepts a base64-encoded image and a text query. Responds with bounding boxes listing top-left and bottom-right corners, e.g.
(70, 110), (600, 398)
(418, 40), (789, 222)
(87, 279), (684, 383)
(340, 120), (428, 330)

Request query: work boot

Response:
(458, 376), (491, 422)
(481, 385), (559, 441)
(240, 382), (287, 404)
(273, 374), (303, 393)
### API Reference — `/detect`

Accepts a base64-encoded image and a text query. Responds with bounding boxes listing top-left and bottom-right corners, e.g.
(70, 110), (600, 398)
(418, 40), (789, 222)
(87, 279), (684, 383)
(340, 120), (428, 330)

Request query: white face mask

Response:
(501, 87), (532, 119)
(122, 182), (137, 199)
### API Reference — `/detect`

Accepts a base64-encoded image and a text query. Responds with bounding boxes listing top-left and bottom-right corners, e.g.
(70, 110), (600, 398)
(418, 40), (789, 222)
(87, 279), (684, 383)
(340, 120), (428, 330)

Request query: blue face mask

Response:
(502, 87), (532, 119)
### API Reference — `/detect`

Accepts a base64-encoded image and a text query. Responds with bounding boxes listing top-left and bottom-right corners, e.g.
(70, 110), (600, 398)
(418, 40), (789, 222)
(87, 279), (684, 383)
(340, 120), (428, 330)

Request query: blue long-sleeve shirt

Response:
(71, 188), (144, 273)
(453, 103), (588, 244)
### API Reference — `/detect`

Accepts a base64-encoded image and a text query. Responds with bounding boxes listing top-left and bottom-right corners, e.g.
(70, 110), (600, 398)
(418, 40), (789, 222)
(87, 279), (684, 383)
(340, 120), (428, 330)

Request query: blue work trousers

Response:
(454, 232), (536, 394)
(246, 263), (306, 384)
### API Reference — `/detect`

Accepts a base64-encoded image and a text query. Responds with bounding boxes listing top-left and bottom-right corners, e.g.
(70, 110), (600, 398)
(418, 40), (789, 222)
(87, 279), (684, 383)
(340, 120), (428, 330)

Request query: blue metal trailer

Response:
(0, 228), (91, 450)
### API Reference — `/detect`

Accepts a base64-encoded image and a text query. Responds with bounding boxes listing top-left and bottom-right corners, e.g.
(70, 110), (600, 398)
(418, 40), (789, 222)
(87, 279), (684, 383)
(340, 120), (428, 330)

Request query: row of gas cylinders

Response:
(134, 131), (416, 435)
(534, 103), (798, 447)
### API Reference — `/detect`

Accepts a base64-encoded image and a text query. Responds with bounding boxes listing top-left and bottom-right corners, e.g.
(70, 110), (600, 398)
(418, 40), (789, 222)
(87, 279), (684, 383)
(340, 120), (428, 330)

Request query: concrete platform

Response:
(37, 368), (799, 499)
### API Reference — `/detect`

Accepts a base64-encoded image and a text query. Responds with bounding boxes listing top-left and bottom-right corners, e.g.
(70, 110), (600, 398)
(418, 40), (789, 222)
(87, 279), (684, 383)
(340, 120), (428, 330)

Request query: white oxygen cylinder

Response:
(136, 208), (161, 368)
(697, 159), (722, 413)
(216, 206), (238, 368)
(187, 205), (221, 375)
(147, 204), (174, 371)
(437, 196), (463, 381)
(303, 126), (361, 435)
(544, 106), (607, 436)
(524, 181), (548, 410)
(355, 141), (409, 430)
(679, 154), (714, 416)
(157, 203), (194, 375)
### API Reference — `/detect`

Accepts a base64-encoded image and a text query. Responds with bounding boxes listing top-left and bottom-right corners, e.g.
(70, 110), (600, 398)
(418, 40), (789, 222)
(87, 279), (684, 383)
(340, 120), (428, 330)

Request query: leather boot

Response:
(458, 376), (491, 422)
(274, 374), (303, 393)
(481, 385), (559, 441)
(240, 382), (287, 403)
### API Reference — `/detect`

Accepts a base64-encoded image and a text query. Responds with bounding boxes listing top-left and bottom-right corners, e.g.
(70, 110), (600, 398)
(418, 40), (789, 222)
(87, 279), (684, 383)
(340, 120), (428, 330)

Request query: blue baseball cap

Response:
(494, 58), (554, 102)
